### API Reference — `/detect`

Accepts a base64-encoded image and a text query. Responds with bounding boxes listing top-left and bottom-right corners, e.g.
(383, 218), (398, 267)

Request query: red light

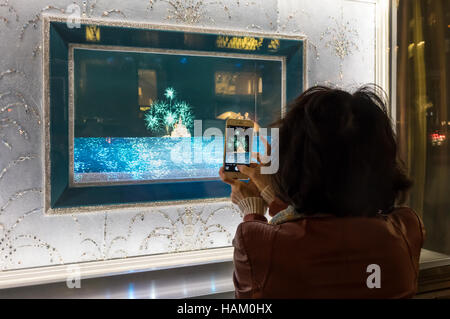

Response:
(431, 132), (446, 145)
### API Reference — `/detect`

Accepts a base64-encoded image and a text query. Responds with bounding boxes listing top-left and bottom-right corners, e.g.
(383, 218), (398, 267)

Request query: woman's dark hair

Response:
(271, 85), (412, 217)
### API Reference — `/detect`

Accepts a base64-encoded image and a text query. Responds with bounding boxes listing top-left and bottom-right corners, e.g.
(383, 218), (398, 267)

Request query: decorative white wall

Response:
(0, 0), (382, 272)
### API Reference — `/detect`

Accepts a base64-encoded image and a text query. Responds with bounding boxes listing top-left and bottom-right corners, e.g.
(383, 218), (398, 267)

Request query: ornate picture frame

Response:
(42, 15), (306, 214)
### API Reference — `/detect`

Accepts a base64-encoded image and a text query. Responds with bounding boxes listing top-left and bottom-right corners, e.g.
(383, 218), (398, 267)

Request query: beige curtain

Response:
(396, 0), (449, 253)
(397, 0), (428, 216)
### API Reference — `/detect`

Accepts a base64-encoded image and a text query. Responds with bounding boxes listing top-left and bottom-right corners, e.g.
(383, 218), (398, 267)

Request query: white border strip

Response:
(375, 0), (391, 105)
(43, 14), (306, 214)
(0, 247), (233, 289)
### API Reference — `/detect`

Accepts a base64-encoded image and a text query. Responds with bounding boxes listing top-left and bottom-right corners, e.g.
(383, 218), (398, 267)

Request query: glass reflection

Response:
(72, 47), (282, 184)
(397, 0), (450, 256)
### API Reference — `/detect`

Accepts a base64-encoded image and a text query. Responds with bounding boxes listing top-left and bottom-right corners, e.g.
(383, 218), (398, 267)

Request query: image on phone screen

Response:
(224, 126), (253, 172)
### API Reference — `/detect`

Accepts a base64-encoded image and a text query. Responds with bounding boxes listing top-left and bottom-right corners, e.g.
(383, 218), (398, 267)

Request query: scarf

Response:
(269, 205), (332, 225)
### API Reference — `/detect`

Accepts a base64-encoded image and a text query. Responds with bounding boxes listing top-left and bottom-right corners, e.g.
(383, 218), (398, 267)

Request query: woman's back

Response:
(220, 85), (425, 298)
(233, 207), (424, 299)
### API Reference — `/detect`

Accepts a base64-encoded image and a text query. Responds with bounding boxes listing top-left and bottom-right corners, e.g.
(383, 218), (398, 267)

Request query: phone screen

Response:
(224, 125), (253, 172)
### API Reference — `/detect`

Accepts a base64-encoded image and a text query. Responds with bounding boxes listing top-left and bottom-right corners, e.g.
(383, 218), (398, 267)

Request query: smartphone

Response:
(224, 119), (254, 179)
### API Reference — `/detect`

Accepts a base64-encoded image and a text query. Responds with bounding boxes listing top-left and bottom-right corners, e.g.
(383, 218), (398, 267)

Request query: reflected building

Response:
(397, 0), (450, 255)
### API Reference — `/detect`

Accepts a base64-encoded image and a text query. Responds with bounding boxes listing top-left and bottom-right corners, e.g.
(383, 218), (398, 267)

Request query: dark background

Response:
(74, 49), (282, 137)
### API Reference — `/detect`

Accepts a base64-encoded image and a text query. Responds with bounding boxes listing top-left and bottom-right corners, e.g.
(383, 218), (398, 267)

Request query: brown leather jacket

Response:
(232, 206), (425, 299)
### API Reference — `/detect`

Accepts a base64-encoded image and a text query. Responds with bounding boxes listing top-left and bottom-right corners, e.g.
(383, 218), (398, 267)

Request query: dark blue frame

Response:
(44, 17), (305, 211)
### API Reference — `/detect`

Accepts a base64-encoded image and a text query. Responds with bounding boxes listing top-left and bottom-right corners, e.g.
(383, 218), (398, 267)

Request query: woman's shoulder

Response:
(384, 206), (426, 249)
(234, 219), (278, 249)
(385, 207), (423, 227)
(235, 207), (425, 245)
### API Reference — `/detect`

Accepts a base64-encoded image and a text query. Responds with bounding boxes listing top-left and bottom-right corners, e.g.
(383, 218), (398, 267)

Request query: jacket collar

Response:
(269, 206), (332, 225)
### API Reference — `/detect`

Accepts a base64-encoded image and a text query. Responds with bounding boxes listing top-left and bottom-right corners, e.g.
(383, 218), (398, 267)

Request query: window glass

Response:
(396, 0), (450, 258)
(72, 48), (282, 185)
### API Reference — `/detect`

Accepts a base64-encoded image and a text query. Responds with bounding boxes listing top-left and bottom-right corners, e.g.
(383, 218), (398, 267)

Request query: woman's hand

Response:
(219, 167), (261, 204)
(236, 163), (272, 193)
(235, 134), (273, 193)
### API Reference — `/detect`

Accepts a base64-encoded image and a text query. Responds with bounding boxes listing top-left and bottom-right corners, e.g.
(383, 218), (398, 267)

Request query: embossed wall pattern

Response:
(0, 0), (378, 271)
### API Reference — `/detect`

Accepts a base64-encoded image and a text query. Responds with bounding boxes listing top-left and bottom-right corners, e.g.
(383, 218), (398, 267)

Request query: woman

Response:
(219, 86), (425, 299)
